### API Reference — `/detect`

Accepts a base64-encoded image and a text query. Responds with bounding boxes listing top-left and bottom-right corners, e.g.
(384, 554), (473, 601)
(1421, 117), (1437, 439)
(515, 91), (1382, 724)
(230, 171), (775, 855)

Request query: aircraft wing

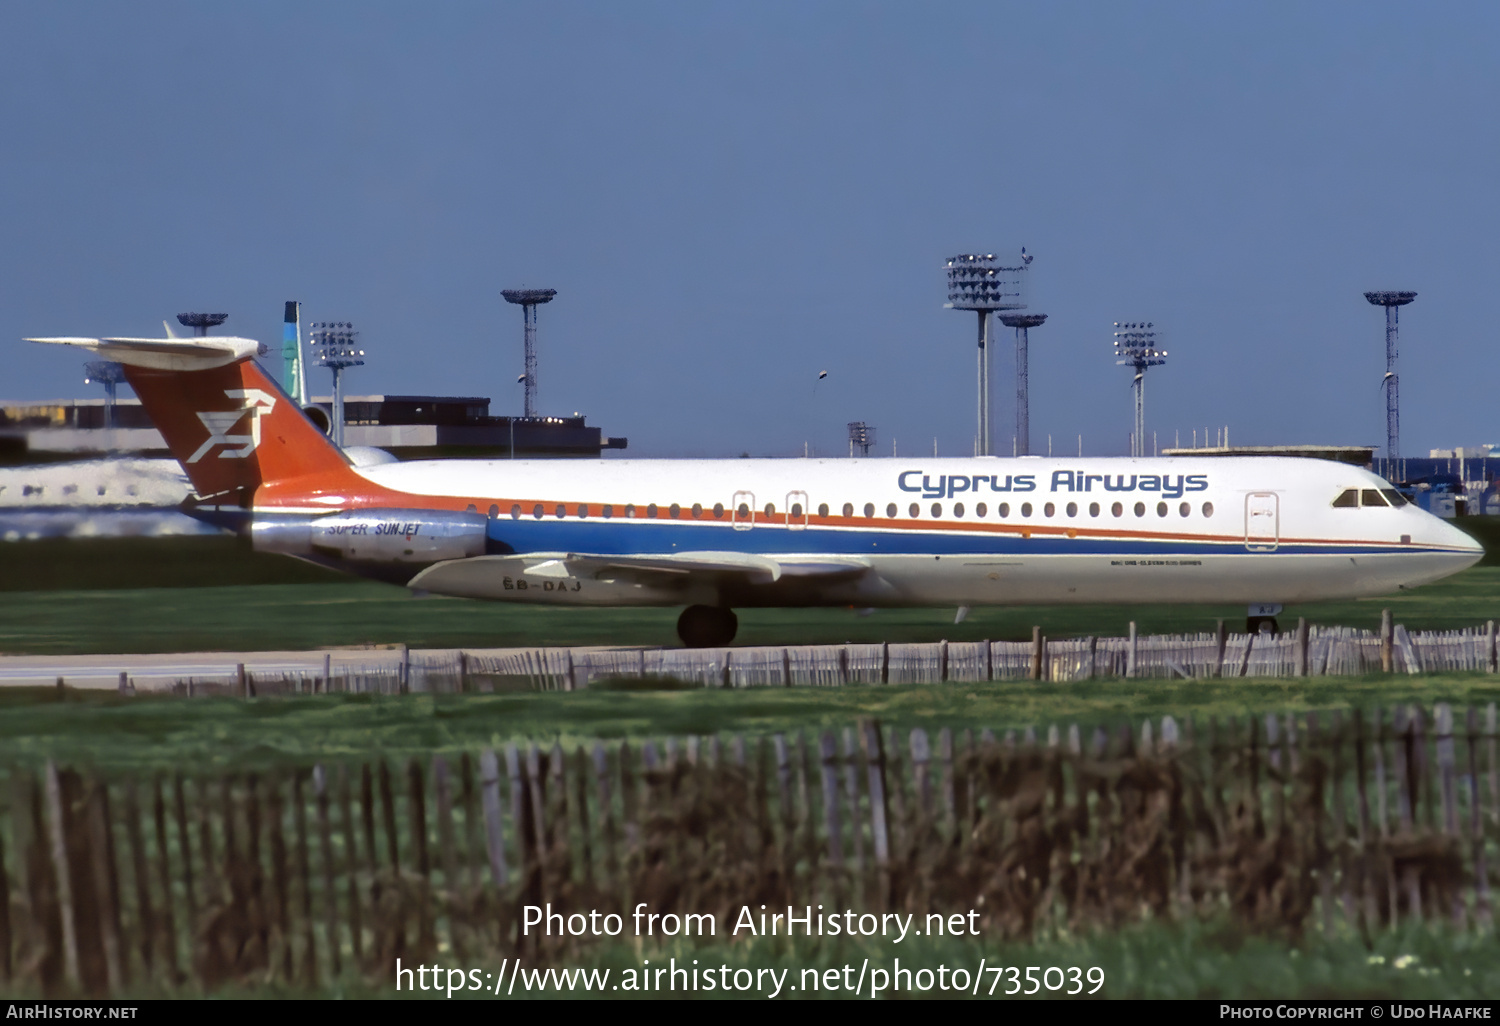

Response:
(407, 550), (871, 599)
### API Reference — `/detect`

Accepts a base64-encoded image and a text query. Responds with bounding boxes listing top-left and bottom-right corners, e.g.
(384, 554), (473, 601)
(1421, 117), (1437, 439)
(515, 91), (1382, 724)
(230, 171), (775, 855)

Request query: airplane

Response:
(28, 333), (1484, 647)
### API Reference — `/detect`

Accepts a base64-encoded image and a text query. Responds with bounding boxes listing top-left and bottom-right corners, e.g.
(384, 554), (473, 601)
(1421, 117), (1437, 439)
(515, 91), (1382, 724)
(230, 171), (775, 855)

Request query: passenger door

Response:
(1245, 492), (1279, 552)
(732, 490), (755, 531)
(785, 490), (809, 530)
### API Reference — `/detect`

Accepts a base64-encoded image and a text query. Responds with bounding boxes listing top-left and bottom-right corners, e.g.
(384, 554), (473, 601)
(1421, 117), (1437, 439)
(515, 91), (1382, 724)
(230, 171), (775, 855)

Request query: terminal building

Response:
(0, 394), (626, 464)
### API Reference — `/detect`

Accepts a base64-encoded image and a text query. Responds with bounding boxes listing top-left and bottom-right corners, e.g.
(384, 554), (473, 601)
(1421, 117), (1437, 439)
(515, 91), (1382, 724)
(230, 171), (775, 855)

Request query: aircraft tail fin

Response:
(27, 335), (358, 506)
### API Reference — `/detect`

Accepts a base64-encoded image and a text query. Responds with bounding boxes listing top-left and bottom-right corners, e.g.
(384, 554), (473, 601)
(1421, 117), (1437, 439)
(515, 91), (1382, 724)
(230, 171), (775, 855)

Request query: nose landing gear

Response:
(677, 605), (738, 648)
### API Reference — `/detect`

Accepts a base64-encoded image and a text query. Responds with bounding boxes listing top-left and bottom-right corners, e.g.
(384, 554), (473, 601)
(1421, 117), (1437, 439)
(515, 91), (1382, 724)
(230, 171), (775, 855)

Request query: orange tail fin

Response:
(28, 335), (360, 506)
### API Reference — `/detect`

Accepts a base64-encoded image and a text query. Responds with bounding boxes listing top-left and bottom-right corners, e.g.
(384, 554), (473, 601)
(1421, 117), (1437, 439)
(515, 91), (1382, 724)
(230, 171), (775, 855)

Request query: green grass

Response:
(22, 921), (1493, 999)
(3, 671), (1497, 773)
(5, 566), (1500, 656)
(495, 922), (1500, 999)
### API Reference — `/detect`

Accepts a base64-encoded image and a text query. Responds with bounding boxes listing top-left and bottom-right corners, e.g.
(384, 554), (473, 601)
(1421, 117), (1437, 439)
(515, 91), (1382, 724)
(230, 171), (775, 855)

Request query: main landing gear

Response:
(678, 605), (738, 648)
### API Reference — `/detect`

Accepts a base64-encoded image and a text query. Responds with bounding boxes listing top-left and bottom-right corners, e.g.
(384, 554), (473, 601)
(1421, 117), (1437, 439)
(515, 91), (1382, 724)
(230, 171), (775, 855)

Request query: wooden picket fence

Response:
(155, 617), (1500, 695)
(0, 702), (1496, 996)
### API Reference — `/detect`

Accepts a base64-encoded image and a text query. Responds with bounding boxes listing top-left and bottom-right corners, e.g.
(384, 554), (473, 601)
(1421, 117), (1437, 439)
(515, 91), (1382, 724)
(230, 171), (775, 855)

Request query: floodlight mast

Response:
(176, 312), (228, 337)
(1113, 322), (1167, 457)
(1364, 291), (1416, 466)
(946, 255), (1025, 456)
(502, 288), (557, 418)
(998, 313), (1047, 457)
(310, 321), (365, 448)
(847, 421), (875, 457)
(83, 361), (126, 429)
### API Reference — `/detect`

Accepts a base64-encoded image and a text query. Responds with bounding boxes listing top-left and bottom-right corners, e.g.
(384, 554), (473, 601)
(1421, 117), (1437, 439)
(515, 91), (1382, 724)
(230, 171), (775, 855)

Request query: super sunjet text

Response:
(897, 471), (1209, 500)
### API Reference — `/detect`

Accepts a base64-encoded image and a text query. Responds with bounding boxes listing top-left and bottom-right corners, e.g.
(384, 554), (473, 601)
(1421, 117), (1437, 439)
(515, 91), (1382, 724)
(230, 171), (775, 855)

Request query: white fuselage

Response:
(294, 454), (1482, 608)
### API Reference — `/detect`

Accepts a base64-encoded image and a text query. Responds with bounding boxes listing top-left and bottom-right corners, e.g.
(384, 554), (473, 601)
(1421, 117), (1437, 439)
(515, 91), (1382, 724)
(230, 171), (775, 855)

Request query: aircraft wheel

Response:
(1246, 615), (1279, 635)
(678, 605), (738, 648)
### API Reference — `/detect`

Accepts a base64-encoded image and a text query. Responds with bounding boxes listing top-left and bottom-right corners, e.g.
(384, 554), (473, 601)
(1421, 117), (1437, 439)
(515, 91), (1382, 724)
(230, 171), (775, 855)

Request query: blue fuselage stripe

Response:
(482, 518), (1428, 557)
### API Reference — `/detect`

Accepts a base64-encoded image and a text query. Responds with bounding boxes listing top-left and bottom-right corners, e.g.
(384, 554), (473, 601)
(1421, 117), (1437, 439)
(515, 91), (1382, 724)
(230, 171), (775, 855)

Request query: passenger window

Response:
(953, 502), (965, 517)
(577, 504), (588, 519)
(817, 503), (828, 517)
(1043, 502), (1055, 517)
(863, 502), (875, 518)
(1202, 502), (1214, 517)
(1156, 502), (1168, 517)
(555, 504), (566, 518)
(976, 502), (987, 517)
(844, 502), (855, 517)
(791, 503), (803, 517)
(737, 503), (749, 519)
(1089, 502), (1100, 517)
(886, 503), (897, 518)
(909, 503), (920, 517)
(713, 503), (724, 518)
(647, 503), (658, 517)
(998, 502), (1010, 517)
(602, 504), (613, 518)
(1065, 502), (1077, 517)
(1362, 489), (1389, 507)
(466, 504), (477, 513)
(669, 503), (681, 518)
(1021, 502), (1033, 517)
(511, 504), (522, 519)
(692, 503), (703, 518)
(1381, 489), (1408, 507)
(930, 502), (941, 518)
(1179, 502), (1190, 517)
(1134, 502), (1146, 517)
(624, 504), (637, 517)
(488, 504), (499, 518)
(532, 504), (544, 519)
(1332, 489), (1359, 508)
(1112, 502), (1123, 517)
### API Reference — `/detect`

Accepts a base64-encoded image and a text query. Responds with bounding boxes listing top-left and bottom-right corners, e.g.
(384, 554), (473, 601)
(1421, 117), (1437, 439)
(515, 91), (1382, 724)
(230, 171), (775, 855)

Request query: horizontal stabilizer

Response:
(26, 336), (261, 371)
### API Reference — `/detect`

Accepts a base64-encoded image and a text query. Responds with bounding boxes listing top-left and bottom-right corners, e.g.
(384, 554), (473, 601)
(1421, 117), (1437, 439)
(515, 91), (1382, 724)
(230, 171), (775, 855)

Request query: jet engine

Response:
(253, 509), (488, 564)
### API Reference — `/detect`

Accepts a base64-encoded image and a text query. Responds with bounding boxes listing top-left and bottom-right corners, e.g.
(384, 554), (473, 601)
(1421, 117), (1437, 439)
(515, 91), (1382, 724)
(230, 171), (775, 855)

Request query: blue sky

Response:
(3, 2), (1496, 459)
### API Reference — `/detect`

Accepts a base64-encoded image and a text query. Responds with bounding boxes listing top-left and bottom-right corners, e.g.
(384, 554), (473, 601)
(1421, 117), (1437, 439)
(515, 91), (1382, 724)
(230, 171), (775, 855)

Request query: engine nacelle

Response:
(253, 509), (488, 564)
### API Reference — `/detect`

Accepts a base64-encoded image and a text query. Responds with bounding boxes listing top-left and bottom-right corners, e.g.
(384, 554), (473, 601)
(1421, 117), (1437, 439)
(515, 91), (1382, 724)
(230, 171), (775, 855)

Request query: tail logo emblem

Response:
(187, 389), (278, 463)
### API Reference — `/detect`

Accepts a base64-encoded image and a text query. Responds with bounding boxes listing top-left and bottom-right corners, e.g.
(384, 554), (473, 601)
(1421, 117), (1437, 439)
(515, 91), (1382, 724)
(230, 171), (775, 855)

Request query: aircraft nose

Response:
(1447, 520), (1486, 560)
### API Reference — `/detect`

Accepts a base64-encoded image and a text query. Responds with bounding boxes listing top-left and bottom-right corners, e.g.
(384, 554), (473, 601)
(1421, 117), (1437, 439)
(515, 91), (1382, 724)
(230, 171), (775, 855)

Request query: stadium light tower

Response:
(176, 312), (228, 337)
(310, 322), (364, 448)
(1113, 322), (1167, 457)
(83, 361), (126, 429)
(1364, 291), (1416, 467)
(847, 421), (875, 457)
(502, 288), (556, 418)
(998, 313), (1047, 456)
(946, 255), (1025, 455)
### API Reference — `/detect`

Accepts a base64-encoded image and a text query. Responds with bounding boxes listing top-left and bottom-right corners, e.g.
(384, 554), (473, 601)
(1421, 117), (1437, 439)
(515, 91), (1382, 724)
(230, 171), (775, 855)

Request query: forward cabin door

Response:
(1245, 492), (1279, 552)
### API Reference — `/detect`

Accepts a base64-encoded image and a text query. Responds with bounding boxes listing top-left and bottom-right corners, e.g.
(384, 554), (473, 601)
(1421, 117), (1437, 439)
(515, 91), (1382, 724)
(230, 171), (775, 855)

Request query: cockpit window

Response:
(1332, 489), (1359, 508)
(1361, 489), (1389, 507)
(1381, 489), (1408, 507)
